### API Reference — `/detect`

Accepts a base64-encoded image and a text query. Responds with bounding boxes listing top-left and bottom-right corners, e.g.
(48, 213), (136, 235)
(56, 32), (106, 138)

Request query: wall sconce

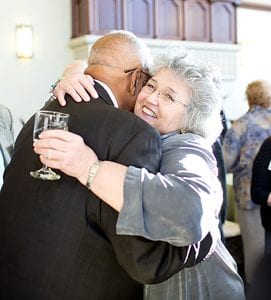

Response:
(16, 24), (33, 58)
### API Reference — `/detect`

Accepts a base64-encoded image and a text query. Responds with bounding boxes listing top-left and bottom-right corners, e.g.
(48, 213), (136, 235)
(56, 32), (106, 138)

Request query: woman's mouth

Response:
(142, 106), (157, 118)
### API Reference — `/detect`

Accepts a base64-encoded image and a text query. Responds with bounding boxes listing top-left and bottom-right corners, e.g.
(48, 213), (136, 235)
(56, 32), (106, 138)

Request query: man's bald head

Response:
(85, 30), (152, 111)
(88, 30), (152, 73)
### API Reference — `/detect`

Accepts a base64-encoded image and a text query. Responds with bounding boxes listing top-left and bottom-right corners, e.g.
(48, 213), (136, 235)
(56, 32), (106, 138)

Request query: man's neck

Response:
(85, 66), (121, 108)
(94, 80), (118, 108)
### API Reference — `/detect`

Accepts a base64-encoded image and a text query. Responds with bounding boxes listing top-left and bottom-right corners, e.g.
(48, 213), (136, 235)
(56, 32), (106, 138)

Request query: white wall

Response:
(0, 0), (73, 136)
(232, 7), (271, 120)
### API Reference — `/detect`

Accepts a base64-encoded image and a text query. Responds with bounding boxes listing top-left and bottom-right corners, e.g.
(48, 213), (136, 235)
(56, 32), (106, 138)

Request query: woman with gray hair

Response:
(35, 48), (245, 299)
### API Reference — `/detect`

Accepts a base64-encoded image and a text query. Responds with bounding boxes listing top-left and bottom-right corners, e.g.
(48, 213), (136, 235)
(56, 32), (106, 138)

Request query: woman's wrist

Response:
(77, 156), (95, 186)
(49, 77), (64, 99)
(77, 157), (102, 190)
(85, 160), (103, 189)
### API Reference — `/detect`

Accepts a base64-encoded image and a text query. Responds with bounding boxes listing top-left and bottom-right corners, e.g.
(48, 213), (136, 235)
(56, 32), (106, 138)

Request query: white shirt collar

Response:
(94, 80), (119, 108)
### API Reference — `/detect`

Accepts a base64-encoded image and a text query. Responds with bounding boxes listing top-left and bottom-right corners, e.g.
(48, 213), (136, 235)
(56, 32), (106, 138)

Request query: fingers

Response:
(65, 75), (98, 101)
(34, 143), (70, 169)
(55, 90), (67, 106)
(80, 75), (98, 99)
(34, 130), (98, 180)
(54, 81), (83, 103)
(34, 131), (84, 154)
(71, 81), (91, 102)
(45, 149), (52, 160)
(53, 73), (98, 106)
(39, 153), (61, 170)
(34, 138), (66, 154)
(35, 139), (93, 179)
(40, 147), (63, 161)
(39, 129), (77, 141)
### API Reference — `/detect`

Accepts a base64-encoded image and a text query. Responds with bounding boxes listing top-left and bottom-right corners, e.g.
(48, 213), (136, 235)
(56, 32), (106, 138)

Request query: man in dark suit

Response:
(0, 31), (211, 300)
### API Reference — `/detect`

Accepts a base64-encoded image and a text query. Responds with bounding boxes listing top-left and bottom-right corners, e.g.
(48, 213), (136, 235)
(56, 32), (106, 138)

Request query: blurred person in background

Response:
(251, 136), (271, 255)
(249, 136), (271, 299)
(223, 80), (271, 287)
(0, 104), (14, 187)
(212, 109), (228, 242)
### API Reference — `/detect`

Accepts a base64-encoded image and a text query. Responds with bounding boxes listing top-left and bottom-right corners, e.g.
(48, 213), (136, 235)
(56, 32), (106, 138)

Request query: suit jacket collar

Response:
(94, 80), (118, 108)
(93, 81), (118, 107)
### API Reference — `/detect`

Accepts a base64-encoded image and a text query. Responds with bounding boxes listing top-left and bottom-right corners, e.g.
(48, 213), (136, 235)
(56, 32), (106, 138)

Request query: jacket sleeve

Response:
(101, 205), (213, 284)
(251, 138), (271, 205)
(117, 134), (222, 247)
(98, 132), (216, 283)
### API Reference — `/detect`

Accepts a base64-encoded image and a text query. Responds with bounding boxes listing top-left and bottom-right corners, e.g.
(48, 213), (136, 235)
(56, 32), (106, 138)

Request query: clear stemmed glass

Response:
(30, 110), (70, 180)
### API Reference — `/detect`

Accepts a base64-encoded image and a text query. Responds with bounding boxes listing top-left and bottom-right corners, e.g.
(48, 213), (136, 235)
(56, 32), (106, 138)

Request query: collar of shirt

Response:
(94, 80), (119, 108)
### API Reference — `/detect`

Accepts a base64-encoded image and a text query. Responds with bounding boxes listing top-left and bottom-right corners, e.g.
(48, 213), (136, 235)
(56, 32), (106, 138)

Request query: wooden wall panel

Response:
(123, 0), (154, 38)
(211, 1), (236, 43)
(90, 0), (122, 35)
(72, 0), (239, 44)
(184, 0), (210, 42)
(154, 0), (184, 39)
(72, 0), (90, 37)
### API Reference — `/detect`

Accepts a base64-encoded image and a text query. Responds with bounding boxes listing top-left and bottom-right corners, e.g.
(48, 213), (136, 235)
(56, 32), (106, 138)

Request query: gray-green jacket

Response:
(117, 132), (245, 300)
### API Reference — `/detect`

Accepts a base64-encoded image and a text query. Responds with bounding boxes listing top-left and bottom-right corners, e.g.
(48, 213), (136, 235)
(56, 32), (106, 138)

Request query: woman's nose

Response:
(146, 90), (160, 105)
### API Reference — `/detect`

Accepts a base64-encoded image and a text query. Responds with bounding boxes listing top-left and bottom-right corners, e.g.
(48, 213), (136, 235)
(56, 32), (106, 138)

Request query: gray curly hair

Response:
(151, 48), (224, 143)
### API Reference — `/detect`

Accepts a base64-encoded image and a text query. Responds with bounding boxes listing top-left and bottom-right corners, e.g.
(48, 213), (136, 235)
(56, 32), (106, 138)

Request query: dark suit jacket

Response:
(0, 83), (212, 300)
(251, 136), (271, 231)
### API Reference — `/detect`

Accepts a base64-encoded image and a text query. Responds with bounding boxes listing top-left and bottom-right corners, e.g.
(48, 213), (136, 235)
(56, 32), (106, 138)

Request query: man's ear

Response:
(129, 69), (140, 96)
(129, 69), (144, 96)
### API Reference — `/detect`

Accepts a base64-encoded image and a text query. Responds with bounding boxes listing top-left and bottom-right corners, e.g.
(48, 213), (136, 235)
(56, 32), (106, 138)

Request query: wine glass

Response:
(30, 110), (70, 180)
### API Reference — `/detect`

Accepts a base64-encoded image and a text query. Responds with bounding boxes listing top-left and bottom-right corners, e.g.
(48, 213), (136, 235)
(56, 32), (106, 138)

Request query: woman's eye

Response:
(146, 83), (155, 89)
(165, 93), (175, 102)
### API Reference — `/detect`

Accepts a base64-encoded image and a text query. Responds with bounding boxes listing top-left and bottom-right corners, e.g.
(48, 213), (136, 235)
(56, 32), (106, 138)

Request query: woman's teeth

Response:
(142, 106), (156, 118)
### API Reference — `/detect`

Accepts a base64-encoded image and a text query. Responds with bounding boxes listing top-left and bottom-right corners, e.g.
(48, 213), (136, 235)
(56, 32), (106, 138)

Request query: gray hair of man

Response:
(151, 47), (223, 144)
(88, 30), (153, 73)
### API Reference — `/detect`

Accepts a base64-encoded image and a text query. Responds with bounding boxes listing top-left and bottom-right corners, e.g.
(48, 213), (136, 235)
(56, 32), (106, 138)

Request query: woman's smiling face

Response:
(134, 68), (191, 135)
